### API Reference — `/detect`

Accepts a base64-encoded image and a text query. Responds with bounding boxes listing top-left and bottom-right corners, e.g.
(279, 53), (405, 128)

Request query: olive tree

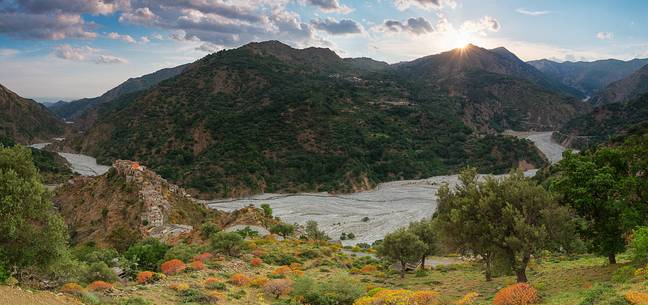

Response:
(408, 219), (438, 269)
(377, 228), (426, 278)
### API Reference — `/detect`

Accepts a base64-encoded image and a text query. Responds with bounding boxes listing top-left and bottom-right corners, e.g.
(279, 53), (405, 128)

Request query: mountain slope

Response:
(556, 93), (648, 149)
(73, 41), (547, 198)
(52, 64), (189, 128)
(395, 45), (588, 131)
(528, 58), (648, 97)
(590, 64), (648, 105)
(0, 83), (65, 144)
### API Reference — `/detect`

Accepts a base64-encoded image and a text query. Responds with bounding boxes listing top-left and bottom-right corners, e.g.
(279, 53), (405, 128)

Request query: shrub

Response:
(353, 289), (440, 305)
(293, 274), (364, 305)
(190, 260), (205, 270)
(177, 288), (211, 304)
(229, 273), (251, 286)
(194, 252), (213, 262)
(160, 259), (187, 275)
(200, 222), (220, 239)
(204, 277), (225, 290)
(251, 257), (263, 267)
(211, 232), (244, 256)
(117, 297), (150, 305)
(625, 291), (648, 305)
(136, 271), (160, 284)
(493, 283), (539, 305)
(272, 266), (293, 276)
(164, 243), (204, 262)
(456, 292), (479, 305)
(261, 251), (299, 266)
(84, 261), (118, 282)
(264, 279), (293, 298)
(251, 276), (269, 288)
(124, 238), (169, 271)
(208, 291), (227, 303)
(87, 280), (113, 292)
(578, 283), (625, 305)
(80, 292), (102, 305)
(269, 223), (295, 238)
(170, 282), (191, 292)
(612, 266), (635, 283)
(633, 227), (648, 263)
(60, 282), (84, 295)
(261, 204), (273, 217)
(0, 261), (8, 283)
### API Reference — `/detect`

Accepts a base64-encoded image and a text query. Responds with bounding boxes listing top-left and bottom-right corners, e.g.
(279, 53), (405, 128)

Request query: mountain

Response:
(52, 63), (189, 129)
(70, 41), (551, 198)
(0, 83), (65, 144)
(394, 44), (588, 131)
(590, 64), (648, 105)
(528, 58), (648, 97)
(555, 93), (648, 149)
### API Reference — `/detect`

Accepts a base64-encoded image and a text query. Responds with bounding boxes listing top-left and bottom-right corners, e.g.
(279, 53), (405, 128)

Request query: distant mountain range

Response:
(590, 64), (648, 105)
(528, 58), (648, 98)
(51, 63), (189, 129)
(0, 83), (65, 144)
(57, 41), (598, 198)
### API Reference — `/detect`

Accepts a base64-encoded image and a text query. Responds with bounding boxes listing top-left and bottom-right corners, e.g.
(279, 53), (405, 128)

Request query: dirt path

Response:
(0, 286), (82, 305)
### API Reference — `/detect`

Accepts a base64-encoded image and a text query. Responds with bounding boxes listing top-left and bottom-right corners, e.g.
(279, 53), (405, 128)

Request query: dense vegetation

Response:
(77, 42), (549, 198)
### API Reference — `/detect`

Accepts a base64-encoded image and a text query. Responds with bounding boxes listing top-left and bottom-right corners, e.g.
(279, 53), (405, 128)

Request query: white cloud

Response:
(53, 44), (98, 61)
(597, 32), (614, 40)
(95, 55), (128, 64)
(107, 32), (136, 43)
(515, 8), (551, 16)
(0, 48), (18, 57)
(378, 17), (434, 35)
(460, 16), (500, 35)
(311, 18), (363, 35)
(196, 42), (224, 53)
(301, 0), (353, 14)
(393, 0), (457, 11)
(140, 36), (150, 43)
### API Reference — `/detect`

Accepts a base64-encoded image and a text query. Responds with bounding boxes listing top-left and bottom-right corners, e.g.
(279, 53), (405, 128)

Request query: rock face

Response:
(55, 160), (214, 246)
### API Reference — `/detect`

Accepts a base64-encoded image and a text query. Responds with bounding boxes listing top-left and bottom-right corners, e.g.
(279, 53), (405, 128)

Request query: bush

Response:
(87, 280), (113, 292)
(250, 257), (263, 267)
(84, 261), (118, 283)
(124, 238), (169, 271)
(177, 288), (211, 304)
(211, 232), (244, 256)
(80, 292), (102, 305)
(250, 276), (269, 288)
(612, 266), (635, 283)
(579, 283), (628, 305)
(204, 277), (226, 290)
(261, 251), (299, 266)
(456, 292), (479, 305)
(170, 282), (191, 292)
(264, 279), (293, 298)
(0, 261), (8, 283)
(190, 260), (205, 270)
(164, 243), (204, 262)
(270, 223), (295, 238)
(194, 252), (213, 262)
(625, 291), (648, 305)
(160, 259), (187, 275)
(60, 282), (84, 295)
(229, 273), (251, 286)
(633, 227), (648, 263)
(261, 204), (273, 218)
(292, 274), (364, 305)
(493, 283), (539, 305)
(353, 289), (440, 305)
(136, 271), (161, 284)
(200, 222), (220, 240)
(117, 297), (150, 305)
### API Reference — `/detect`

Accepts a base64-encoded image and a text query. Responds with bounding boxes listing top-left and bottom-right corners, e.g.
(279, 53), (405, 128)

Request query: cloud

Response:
(460, 16), (500, 34)
(11, 0), (122, 15)
(597, 31), (614, 40)
(379, 17), (434, 35)
(95, 55), (127, 64)
(53, 44), (98, 61)
(0, 12), (96, 40)
(196, 42), (224, 53)
(118, 7), (158, 25)
(515, 8), (551, 16)
(393, 0), (457, 11)
(0, 48), (18, 57)
(139, 36), (150, 43)
(301, 0), (353, 14)
(311, 18), (363, 35)
(107, 32), (136, 43)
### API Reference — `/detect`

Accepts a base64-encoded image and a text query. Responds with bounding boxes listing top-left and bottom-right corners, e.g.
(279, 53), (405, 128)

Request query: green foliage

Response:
(261, 204), (273, 218)
(292, 274), (364, 305)
(269, 223), (295, 238)
(72, 245), (120, 266)
(107, 225), (142, 252)
(235, 226), (259, 238)
(611, 266), (635, 283)
(117, 297), (151, 305)
(124, 238), (169, 271)
(632, 227), (648, 263)
(305, 220), (329, 241)
(210, 231), (244, 256)
(79, 292), (102, 305)
(0, 145), (70, 272)
(200, 222), (220, 240)
(261, 252), (299, 266)
(578, 283), (629, 305)
(205, 281), (226, 290)
(164, 243), (204, 262)
(437, 168), (575, 282)
(0, 260), (8, 283)
(377, 228), (426, 278)
(29, 148), (73, 184)
(84, 261), (118, 283)
(408, 219), (438, 266)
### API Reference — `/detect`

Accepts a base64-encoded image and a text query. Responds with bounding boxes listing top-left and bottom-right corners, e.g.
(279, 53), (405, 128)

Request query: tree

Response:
(269, 223), (295, 238)
(550, 149), (639, 264)
(210, 232), (244, 256)
(0, 145), (70, 271)
(377, 228), (426, 278)
(408, 219), (437, 269)
(260, 204), (272, 218)
(437, 169), (574, 282)
(304, 220), (329, 241)
(124, 238), (169, 271)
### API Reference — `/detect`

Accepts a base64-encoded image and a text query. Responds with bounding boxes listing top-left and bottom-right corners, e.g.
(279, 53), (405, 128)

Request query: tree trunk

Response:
(399, 260), (406, 278)
(485, 256), (493, 282)
(421, 255), (426, 270)
(608, 253), (617, 264)
(515, 254), (530, 283)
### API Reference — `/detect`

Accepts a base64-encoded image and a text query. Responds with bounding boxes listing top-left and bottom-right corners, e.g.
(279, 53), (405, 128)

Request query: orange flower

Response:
(272, 266), (293, 276)
(87, 281), (113, 292)
(136, 271), (156, 284)
(229, 273), (251, 286)
(60, 283), (84, 294)
(161, 259), (187, 275)
(251, 257), (263, 267)
(493, 283), (539, 305)
(625, 290), (648, 305)
(250, 276), (269, 287)
(190, 260), (206, 270)
(194, 252), (214, 262)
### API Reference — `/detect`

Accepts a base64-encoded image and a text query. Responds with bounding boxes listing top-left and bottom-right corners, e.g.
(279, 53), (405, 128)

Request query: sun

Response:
(443, 30), (473, 50)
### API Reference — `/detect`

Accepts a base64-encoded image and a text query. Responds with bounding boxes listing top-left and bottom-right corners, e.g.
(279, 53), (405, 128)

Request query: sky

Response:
(1, 0), (648, 101)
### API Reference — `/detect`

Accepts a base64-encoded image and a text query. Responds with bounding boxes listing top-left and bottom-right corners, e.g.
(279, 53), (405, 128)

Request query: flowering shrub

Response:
(190, 260), (205, 270)
(251, 257), (263, 267)
(87, 281), (113, 292)
(353, 289), (440, 305)
(272, 266), (293, 276)
(170, 282), (191, 292)
(193, 252), (213, 262)
(60, 282), (84, 295)
(204, 277), (226, 290)
(289, 262), (303, 270)
(493, 283), (538, 305)
(360, 264), (378, 274)
(625, 290), (648, 305)
(208, 291), (227, 303)
(161, 259), (187, 275)
(251, 276), (269, 288)
(263, 279), (293, 298)
(456, 292), (479, 305)
(136, 271), (160, 284)
(229, 273), (251, 286)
